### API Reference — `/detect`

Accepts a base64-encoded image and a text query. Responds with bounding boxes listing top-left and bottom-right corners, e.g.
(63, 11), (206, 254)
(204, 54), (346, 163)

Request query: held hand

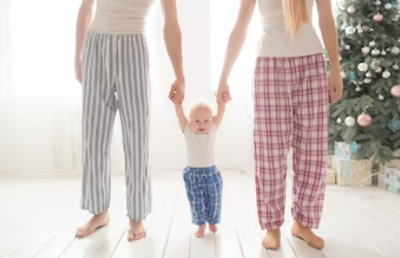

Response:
(168, 76), (185, 105)
(329, 71), (343, 103)
(75, 57), (82, 84)
(216, 80), (232, 104)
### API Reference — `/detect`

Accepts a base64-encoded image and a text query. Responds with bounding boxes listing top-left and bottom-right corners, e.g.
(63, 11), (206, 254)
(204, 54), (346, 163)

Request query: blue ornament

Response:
(348, 71), (356, 83)
(349, 141), (358, 153)
(392, 1), (397, 10)
(388, 117), (400, 132)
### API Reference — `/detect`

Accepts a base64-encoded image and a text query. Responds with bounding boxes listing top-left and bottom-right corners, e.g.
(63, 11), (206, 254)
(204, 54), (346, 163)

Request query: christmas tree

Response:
(330, 0), (400, 164)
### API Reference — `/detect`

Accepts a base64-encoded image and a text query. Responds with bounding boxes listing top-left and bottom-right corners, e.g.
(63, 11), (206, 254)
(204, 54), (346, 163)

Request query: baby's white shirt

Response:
(184, 123), (217, 168)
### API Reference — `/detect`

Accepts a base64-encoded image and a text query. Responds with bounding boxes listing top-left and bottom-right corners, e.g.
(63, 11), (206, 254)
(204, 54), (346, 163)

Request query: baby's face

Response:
(188, 108), (213, 134)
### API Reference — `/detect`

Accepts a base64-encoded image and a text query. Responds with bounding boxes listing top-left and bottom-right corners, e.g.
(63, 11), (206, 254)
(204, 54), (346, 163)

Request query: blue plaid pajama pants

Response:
(183, 166), (223, 226)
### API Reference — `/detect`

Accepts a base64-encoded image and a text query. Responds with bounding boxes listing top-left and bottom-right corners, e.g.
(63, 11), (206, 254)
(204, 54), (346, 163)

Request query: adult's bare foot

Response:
(262, 228), (281, 250)
(291, 221), (324, 249)
(76, 210), (110, 238)
(195, 225), (206, 238)
(127, 220), (146, 241)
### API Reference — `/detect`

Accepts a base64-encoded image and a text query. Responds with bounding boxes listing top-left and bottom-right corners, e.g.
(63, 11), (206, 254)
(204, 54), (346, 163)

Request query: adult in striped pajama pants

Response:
(74, 0), (185, 241)
(217, 0), (342, 251)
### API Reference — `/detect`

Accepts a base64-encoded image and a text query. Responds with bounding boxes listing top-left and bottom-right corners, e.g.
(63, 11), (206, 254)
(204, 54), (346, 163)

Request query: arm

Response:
(161, 0), (184, 82)
(76, 0), (95, 62)
(219, 0), (256, 83)
(213, 103), (226, 128)
(316, 0), (339, 74)
(175, 104), (188, 133)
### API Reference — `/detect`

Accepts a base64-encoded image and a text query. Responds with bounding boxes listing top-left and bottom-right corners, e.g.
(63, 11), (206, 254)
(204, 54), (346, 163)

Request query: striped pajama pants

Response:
(253, 54), (328, 230)
(80, 32), (151, 221)
(183, 166), (223, 225)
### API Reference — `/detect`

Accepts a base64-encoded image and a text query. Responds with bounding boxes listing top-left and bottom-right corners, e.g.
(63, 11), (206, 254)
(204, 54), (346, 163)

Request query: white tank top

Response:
(90, 0), (155, 34)
(257, 0), (323, 57)
(184, 124), (216, 168)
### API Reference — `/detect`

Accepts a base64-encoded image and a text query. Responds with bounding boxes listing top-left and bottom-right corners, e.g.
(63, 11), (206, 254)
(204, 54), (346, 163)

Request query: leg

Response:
(117, 34), (152, 241)
(183, 168), (206, 237)
(78, 33), (118, 237)
(205, 167), (223, 233)
(253, 57), (293, 249)
(291, 54), (328, 249)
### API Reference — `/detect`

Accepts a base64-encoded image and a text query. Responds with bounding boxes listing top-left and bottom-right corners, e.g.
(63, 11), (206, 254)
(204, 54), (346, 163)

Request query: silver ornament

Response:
(366, 71), (372, 78)
(382, 71), (391, 78)
(391, 46), (400, 55)
(341, 71), (347, 78)
(378, 94), (384, 100)
(381, 50), (387, 56)
(369, 41), (376, 47)
(356, 86), (362, 91)
(345, 45), (350, 50)
(364, 78), (372, 83)
(336, 117), (342, 123)
(362, 46), (370, 54)
(345, 26), (356, 35)
(357, 63), (369, 72)
(375, 0), (381, 5)
(345, 116), (356, 127)
(372, 48), (380, 56)
(385, 3), (392, 9)
(393, 64), (400, 70)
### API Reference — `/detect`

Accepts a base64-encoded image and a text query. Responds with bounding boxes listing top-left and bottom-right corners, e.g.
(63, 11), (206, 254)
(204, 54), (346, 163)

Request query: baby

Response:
(172, 97), (226, 237)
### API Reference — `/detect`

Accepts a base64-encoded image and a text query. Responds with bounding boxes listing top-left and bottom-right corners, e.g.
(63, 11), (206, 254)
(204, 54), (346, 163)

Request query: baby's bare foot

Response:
(291, 221), (324, 249)
(209, 224), (218, 233)
(76, 210), (110, 238)
(195, 225), (206, 238)
(262, 228), (281, 250)
(127, 220), (146, 241)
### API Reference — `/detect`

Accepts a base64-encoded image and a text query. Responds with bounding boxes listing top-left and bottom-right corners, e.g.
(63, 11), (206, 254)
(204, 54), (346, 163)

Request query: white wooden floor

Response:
(1, 171), (400, 258)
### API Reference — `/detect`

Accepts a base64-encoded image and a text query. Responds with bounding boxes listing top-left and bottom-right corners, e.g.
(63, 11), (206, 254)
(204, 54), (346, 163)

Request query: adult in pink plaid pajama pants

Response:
(253, 54), (328, 230)
(217, 0), (342, 251)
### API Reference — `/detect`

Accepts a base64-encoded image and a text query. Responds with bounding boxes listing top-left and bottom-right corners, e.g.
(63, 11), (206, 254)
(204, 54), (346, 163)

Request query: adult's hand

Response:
(216, 80), (232, 104)
(168, 76), (185, 105)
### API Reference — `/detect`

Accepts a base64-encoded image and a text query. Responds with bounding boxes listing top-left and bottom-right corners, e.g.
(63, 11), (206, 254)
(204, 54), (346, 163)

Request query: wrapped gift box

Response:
(380, 167), (400, 195)
(334, 159), (372, 187)
(325, 168), (336, 185)
(334, 141), (358, 161)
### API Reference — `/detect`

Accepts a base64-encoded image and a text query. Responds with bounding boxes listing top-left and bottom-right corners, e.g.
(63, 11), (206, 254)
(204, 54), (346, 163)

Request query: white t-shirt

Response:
(184, 124), (217, 168)
(90, 0), (155, 34)
(257, 0), (323, 57)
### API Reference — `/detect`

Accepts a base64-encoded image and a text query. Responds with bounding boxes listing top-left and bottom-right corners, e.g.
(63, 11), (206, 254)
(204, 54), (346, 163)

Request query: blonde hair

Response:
(282, 0), (309, 38)
(188, 99), (213, 118)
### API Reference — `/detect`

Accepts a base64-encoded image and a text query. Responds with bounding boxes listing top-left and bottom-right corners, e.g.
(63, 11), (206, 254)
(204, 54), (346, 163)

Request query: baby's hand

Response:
(216, 92), (230, 105)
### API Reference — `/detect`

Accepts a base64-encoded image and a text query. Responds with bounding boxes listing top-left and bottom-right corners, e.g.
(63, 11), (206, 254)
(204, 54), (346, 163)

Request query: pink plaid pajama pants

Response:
(253, 54), (328, 230)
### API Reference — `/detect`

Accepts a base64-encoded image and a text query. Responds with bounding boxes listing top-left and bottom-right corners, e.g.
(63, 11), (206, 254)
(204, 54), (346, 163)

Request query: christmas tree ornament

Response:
(336, 117), (342, 123)
(376, 66), (382, 73)
(357, 63), (368, 72)
(392, 1), (398, 10)
(391, 85), (400, 97)
(369, 41), (376, 47)
(356, 85), (362, 91)
(388, 117), (400, 132)
(345, 26), (356, 35)
(378, 94), (384, 100)
(345, 116), (356, 127)
(373, 13), (383, 22)
(375, 0), (381, 5)
(372, 48), (380, 56)
(364, 78), (372, 83)
(365, 71), (372, 78)
(381, 50), (387, 56)
(363, 25), (370, 32)
(393, 63), (399, 70)
(340, 71), (347, 78)
(347, 5), (356, 13)
(397, 38), (400, 43)
(348, 71), (356, 83)
(339, 56), (342, 61)
(382, 70), (391, 78)
(345, 45), (350, 50)
(357, 113), (372, 127)
(362, 46), (370, 54)
(390, 46), (400, 55)
(385, 3), (393, 9)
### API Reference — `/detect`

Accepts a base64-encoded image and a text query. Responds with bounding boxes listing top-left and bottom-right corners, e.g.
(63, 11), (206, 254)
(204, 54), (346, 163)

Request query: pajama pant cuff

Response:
(195, 221), (206, 226)
(260, 221), (284, 230)
(293, 214), (321, 229)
